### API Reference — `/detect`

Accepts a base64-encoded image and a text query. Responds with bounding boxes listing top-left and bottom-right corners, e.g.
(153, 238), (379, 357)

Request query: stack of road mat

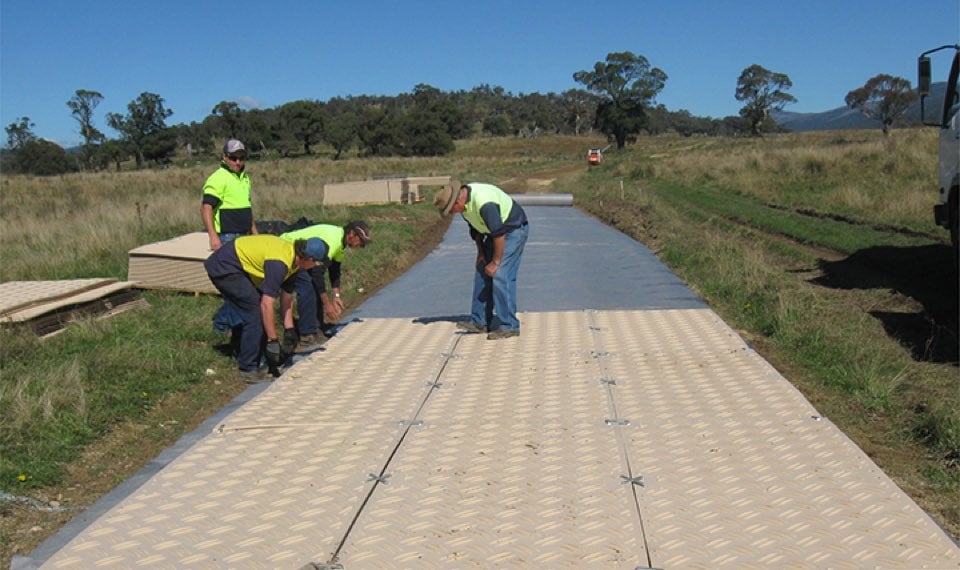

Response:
(127, 232), (216, 294)
(127, 222), (313, 295)
(0, 278), (146, 337)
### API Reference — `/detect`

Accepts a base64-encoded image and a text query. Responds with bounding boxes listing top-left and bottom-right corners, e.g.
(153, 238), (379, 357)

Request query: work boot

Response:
(238, 367), (272, 384)
(456, 321), (487, 334)
(486, 329), (520, 340)
(297, 333), (324, 352)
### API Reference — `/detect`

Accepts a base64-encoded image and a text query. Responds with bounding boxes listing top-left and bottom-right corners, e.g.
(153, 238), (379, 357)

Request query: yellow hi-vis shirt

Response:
(202, 164), (253, 233)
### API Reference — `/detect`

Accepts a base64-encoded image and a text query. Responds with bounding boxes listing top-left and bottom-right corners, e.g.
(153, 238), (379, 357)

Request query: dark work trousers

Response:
(212, 232), (248, 333)
(208, 272), (263, 371)
(293, 267), (330, 336)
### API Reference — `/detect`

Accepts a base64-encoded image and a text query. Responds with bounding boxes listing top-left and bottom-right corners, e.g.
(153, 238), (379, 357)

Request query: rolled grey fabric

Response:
(510, 193), (574, 207)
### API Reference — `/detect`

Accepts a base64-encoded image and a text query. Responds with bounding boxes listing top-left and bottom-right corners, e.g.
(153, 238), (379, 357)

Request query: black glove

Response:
(265, 339), (283, 367)
(282, 328), (299, 355)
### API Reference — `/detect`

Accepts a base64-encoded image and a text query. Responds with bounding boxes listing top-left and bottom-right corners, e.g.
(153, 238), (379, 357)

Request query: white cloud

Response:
(235, 97), (262, 110)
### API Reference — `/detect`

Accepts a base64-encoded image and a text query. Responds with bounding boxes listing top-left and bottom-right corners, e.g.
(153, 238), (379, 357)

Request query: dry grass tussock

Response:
(637, 129), (939, 230)
(0, 136), (603, 282)
(1, 358), (87, 432)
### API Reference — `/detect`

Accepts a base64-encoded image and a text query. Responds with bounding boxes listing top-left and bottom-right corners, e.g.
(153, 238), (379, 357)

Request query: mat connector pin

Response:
(620, 475), (645, 487)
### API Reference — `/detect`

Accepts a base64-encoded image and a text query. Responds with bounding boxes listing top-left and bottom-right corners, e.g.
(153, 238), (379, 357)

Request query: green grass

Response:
(651, 179), (938, 253)
(0, 292), (225, 487)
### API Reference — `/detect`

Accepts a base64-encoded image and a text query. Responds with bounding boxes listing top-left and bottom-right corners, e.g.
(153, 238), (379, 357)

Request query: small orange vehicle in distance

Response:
(587, 148), (603, 165)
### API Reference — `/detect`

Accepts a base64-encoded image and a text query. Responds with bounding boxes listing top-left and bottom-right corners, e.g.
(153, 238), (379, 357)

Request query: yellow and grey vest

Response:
(233, 235), (298, 287)
(461, 183), (514, 234)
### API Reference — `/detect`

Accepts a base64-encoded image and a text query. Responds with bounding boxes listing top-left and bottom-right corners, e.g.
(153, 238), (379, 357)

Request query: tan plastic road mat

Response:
(127, 232), (216, 294)
(38, 310), (960, 569)
(0, 279), (145, 336)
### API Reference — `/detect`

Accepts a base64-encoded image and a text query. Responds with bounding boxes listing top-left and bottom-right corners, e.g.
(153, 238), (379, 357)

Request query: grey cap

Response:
(223, 139), (246, 154)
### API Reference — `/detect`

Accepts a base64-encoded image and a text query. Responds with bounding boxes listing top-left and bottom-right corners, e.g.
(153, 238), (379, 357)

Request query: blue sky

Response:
(2, 0), (958, 147)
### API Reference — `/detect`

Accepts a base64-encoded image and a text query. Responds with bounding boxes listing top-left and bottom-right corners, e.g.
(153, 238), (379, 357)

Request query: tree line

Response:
(2, 52), (917, 176)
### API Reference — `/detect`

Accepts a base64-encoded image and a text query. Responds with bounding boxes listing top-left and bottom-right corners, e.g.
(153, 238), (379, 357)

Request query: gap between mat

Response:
(586, 309), (657, 570)
(318, 329), (466, 567)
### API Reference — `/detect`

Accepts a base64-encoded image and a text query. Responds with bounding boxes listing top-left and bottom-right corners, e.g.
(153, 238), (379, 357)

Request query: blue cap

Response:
(304, 237), (327, 260)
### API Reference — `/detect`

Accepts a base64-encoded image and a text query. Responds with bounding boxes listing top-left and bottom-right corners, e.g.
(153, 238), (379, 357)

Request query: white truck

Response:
(918, 44), (960, 249)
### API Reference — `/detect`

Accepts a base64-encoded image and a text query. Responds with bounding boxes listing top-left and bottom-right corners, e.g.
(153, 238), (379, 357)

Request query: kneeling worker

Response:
(280, 220), (371, 351)
(204, 234), (328, 383)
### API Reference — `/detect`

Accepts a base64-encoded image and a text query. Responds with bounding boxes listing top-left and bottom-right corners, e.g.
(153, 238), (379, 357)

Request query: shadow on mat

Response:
(412, 315), (470, 325)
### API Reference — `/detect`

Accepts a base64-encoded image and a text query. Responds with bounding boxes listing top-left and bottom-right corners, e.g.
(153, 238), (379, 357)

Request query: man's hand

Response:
(265, 339), (283, 367)
(281, 328), (299, 355)
(208, 234), (222, 251)
(320, 293), (343, 321)
(484, 259), (500, 278)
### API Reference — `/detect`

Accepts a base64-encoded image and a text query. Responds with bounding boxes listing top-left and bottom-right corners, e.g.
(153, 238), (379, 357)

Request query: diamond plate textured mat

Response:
(22, 206), (960, 569)
(35, 312), (960, 569)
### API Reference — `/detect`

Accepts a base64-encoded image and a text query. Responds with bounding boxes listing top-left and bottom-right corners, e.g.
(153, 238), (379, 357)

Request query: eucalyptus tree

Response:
(323, 111), (357, 160)
(735, 64), (797, 136)
(573, 51), (667, 148)
(279, 100), (327, 155)
(106, 92), (174, 167)
(67, 89), (105, 168)
(845, 74), (917, 136)
(4, 116), (37, 149)
(211, 101), (245, 140)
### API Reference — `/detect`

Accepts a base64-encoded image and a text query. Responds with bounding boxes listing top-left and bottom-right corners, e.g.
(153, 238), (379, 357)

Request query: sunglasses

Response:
(227, 154), (246, 161)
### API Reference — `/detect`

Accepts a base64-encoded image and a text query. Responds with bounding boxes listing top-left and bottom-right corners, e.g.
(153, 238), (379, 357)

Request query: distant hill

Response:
(772, 82), (948, 131)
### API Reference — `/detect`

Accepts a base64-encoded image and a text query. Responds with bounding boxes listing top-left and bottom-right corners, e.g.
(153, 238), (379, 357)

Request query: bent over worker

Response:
(280, 221), (371, 351)
(434, 182), (529, 340)
(204, 235), (327, 383)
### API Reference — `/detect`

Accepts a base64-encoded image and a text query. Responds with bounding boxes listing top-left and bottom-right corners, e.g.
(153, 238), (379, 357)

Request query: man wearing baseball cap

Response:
(279, 220), (372, 351)
(201, 139), (257, 252)
(434, 182), (529, 340)
(204, 235), (328, 383)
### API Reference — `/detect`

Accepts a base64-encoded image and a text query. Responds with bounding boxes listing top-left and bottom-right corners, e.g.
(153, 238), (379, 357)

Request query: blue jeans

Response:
(293, 269), (322, 335)
(471, 224), (528, 332)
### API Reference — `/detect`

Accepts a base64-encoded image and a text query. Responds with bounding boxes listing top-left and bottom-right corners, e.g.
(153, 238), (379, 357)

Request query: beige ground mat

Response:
(127, 232), (216, 294)
(38, 309), (960, 569)
(0, 279), (145, 336)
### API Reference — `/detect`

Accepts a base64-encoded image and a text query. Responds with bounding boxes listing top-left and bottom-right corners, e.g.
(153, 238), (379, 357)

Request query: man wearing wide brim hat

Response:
(434, 182), (529, 340)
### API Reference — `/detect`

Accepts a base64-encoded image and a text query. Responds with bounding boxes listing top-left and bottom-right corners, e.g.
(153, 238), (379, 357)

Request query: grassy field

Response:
(1, 130), (958, 564)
